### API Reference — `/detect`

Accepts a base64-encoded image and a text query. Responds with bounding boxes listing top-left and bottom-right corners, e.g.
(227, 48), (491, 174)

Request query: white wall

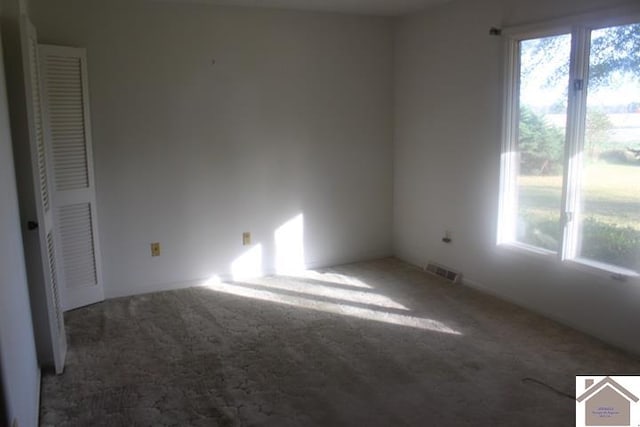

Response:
(394, 0), (640, 354)
(0, 22), (40, 427)
(30, 0), (394, 297)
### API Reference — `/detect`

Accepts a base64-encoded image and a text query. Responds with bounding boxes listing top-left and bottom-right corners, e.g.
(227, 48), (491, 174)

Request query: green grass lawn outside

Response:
(516, 162), (640, 270)
(518, 163), (640, 229)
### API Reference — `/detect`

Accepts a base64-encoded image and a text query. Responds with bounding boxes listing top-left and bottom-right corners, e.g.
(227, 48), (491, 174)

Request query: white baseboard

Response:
(107, 277), (207, 299)
(106, 251), (393, 300)
(461, 276), (639, 356)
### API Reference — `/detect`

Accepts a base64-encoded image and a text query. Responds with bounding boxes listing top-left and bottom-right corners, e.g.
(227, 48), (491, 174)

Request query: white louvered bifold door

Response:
(39, 44), (104, 311)
(20, 17), (67, 374)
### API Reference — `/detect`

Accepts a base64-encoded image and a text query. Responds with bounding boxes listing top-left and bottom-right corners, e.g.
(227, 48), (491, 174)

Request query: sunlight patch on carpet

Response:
(237, 277), (408, 310)
(203, 276), (461, 335)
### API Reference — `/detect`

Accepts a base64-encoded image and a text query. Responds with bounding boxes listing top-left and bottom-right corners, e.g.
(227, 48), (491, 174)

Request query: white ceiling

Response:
(152, 0), (450, 16)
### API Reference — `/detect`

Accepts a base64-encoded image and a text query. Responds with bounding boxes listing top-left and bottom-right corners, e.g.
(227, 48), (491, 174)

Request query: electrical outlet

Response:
(242, 232), (251, 246)
(150, 242), (161, 257)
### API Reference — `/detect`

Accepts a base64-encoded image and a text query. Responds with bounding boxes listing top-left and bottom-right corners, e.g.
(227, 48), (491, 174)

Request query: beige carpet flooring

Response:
(40, 258), (640, 426)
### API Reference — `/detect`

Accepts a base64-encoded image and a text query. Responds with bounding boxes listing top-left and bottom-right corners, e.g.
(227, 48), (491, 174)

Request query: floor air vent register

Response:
(425, 261), (461, 283)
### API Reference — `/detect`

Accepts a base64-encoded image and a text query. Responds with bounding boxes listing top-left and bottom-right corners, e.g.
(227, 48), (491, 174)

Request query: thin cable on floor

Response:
(521, 377), (576, 400)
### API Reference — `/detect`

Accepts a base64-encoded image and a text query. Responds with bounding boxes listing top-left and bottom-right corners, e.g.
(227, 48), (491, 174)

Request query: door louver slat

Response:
(57, 203), (97, 290)
(29, 37), (50, 212)
(43, 54), (89, 192)
(46, 232), (63, 334)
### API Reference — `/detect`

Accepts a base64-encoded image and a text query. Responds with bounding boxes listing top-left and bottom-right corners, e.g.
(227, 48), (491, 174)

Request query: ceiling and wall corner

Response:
(147, 0), (451, 16)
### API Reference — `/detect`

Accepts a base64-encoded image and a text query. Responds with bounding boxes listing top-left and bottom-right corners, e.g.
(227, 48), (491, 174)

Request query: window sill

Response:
(565, 258), (639, 282)
(496, 241), (557, 260)
(496, 242), (639, 284)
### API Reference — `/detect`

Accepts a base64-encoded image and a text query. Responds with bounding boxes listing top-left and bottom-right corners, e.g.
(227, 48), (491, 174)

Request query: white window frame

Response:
(498, 5), (640, 280)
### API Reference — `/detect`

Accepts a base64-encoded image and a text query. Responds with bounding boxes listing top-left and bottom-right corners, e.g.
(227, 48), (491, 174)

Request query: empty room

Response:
(1, 0), (639, 425)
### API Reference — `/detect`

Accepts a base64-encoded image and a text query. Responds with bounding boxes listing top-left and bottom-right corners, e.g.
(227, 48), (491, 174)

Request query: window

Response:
(498, 11), (640, 277)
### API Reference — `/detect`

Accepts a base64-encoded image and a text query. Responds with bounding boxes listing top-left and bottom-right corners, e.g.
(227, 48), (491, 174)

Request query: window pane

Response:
(577, 23), (640, 272)
(516, 34), (571, 251)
